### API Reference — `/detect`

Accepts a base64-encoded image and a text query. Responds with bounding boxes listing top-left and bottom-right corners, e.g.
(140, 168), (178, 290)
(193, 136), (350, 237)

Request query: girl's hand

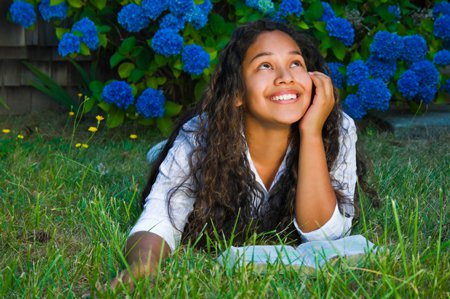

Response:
(298, 72), (335, 137)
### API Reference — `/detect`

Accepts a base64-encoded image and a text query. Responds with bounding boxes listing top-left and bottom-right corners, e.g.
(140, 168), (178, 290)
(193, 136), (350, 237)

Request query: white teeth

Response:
(271, 94), (297, 101)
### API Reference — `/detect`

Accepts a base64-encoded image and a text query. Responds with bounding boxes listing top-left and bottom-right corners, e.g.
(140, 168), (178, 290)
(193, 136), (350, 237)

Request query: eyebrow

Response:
(249, 50), (303, 63)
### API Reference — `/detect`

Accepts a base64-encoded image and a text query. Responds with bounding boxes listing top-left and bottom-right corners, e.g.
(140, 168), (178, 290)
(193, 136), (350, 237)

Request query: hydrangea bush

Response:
(7, 0), (450, 130)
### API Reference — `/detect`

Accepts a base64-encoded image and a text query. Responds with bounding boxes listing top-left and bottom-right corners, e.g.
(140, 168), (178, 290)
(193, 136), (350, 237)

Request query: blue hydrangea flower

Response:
(343, 94), (366, 120)
(433, 1), (450, 18)
(38, 0), (67, 21)
(326, 17), (354, 47)
(320, 2), (335, 22)
(246, 0), (275, 14)
(182, 44), (210, 75)
(370, 31), (403, 60)
(279, 0), (303, 17)
(434, 49), (450, 66)
(72, 17), (99, 50)
(136, 88), (166, 118)
(199, 0), (213, 14)
(152, 29), (183, 56)
(366, 56), (397, 82)
(409, 60), (440, 103)
(397, 70), (420, 99)
(141, 0), (168, 20)
(169, 0), (195, 17)
(118, 3), (150, 32)
(9, 1), (36, 28)
(184, 5), (208, 29)
(58, 33), (80, 57)
(388, 5), (400, 19)
(327, 62), (345, 89)
(434, 15), (450, 41)
(400, 35), (427, 63)
(101, 81), (134, 109)
(346, 60), (369, 86)
(357, 78), (391, 111)
(160, 14), (185, 32)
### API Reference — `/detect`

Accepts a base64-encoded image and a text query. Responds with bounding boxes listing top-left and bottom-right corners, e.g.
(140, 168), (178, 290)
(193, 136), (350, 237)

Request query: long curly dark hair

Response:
(141, 20), (377, 248)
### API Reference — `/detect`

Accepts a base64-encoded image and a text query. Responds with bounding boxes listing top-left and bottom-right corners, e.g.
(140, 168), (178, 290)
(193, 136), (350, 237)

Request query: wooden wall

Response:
(0, 1), (91, 115)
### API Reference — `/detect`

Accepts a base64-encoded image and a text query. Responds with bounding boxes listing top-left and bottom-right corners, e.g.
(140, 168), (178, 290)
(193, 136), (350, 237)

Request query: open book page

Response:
(217, 235), (378, 270)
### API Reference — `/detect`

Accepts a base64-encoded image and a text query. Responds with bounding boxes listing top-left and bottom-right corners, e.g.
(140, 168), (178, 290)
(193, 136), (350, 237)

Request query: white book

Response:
(217, 235), (378, 271)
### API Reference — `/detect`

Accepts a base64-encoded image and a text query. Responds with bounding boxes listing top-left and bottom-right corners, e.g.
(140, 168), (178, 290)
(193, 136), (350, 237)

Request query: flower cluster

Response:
(343, 94), (366, 120)
(434, 49), (450, 66)
(388, 5), (400, 20)
(366, 56), (397, 82)
(72, 17), (99, 50)
(370, 31), (403, 61)
(152, 29), (183, 56)
(118, 3), (150, 32)
(433, 1), (450, 18)
(170, 0), (195, 17)
(160, 14), (185, 32)
(400, 35), (427, 63)
(325, 17), (354, 47)
(397, 70), (420, 99)
(320, 2), (335, 22)
(346, 60), (368, 86)
(38, 0), (67, 22)
(246, 0), (275, 14)
(136, 88), (166, 118)
(327, 62), (344, 89)
(184, 3), (209, 30)
(434, 14), (450, 41)
(182, 44), (211, 75)
(357, 78), (391, 111)
(398, 60), (440, 103)
(278, 0), (303, 17)
(142, 0), (168, 20)
(58, 33), (80, 57)
(101, 81), (134, 109)
(9, 1), (36, 28)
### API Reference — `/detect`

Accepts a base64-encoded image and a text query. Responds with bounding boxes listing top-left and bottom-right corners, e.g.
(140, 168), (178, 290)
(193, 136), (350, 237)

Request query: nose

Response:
(275, 67), (294, 85)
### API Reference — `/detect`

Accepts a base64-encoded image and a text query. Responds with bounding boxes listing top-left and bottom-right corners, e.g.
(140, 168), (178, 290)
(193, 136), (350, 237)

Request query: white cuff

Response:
(129, 218), (179, 252)
(294, 204), (353, 241)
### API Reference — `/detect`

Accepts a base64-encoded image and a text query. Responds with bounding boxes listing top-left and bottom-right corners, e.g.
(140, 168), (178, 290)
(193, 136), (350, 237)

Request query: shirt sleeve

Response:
(128, 129), (197, 252)
(294, 113), (357, 241)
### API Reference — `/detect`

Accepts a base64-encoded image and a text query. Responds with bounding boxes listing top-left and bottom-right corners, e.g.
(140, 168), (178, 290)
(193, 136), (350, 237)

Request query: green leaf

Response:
(80, 43), (90, 56)
(98, 101), (110, 112)
(156, 117), (173, 136)
(97, 25), (111, 33)
(82, 96), (96, 113)
(331, 40), (346, 61)
(89, 0), (106, 10)
(118, 36), (136, 55)
(128, 69), (145, 83)
(173, 59), (183, 71)
(67, 0), (83, 8)
(297, 21), (309, 30)
(51, 0), (65, 5)
(304, 1), (324, 22)
(106, 108), (125, 128)
(99, 33), (107, 48)
(209, 13), (226, 35)
(194, 79), (207, 101)
(312, 22), (327, 33)
(89, 81), (103, 96)
(118, 62), (135, 79)
(164, 101), (182, 117)
(110, 52), (125, 68)
(55, 27), (69, 40)
(138, 118), (155, 126)
(154, 54), (167, 67)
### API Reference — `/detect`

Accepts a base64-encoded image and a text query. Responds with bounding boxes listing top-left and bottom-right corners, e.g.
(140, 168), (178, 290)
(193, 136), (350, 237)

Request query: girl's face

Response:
(237, 30), (313, 130)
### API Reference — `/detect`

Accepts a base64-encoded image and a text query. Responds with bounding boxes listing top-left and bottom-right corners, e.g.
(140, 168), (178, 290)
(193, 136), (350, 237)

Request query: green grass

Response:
(0, 112), (448, 298)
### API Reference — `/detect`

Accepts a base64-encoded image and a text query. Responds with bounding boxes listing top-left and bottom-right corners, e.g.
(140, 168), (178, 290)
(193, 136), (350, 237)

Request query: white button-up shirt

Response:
(130, 113), (357, 251)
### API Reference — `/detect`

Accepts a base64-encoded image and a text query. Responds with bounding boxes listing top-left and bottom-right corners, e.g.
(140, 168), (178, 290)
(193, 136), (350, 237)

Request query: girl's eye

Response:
(291, 61), (303, 68)
(258, 63), (272, 70)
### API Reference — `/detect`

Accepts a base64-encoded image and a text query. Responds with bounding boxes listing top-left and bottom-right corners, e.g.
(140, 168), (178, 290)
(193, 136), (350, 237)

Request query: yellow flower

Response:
(75, 143), (81, 148)
(82, 144), (89, 148)
(2, 129), (11, 134)
(17, 134), (24, 139)
(96, 115), (104, 121)
(69, 111), (75, 116)
(77, 93), (83, 97)
(129, 134), (138, 139)
(88, 127), (98, 133)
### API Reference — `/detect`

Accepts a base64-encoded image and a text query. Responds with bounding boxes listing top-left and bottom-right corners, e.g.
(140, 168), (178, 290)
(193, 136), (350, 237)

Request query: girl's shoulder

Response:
(340, 111), (357, 135)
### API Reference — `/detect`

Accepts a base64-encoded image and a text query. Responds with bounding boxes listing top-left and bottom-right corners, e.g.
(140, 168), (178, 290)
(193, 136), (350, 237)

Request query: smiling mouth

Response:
(269, 93), (299, 102)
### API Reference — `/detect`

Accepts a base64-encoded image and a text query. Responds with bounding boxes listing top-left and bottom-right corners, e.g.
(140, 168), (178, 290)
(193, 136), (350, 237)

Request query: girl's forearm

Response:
(295, 134), (336, 232)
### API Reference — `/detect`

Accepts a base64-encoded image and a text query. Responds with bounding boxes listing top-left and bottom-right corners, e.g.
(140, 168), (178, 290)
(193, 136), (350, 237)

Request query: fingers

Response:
(308, 71), (334, 101)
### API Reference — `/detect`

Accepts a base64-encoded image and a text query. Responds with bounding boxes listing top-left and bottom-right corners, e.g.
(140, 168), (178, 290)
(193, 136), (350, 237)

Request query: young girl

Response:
(112, 19), (368, 287)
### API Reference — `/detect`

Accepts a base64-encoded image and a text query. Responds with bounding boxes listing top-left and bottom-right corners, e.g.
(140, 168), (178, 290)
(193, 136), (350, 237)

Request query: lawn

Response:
(0, 112), (448, 298)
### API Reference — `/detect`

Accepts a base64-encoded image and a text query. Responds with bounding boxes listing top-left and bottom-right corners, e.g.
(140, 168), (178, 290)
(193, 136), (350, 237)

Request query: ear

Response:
(235, 95), (244, 107)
